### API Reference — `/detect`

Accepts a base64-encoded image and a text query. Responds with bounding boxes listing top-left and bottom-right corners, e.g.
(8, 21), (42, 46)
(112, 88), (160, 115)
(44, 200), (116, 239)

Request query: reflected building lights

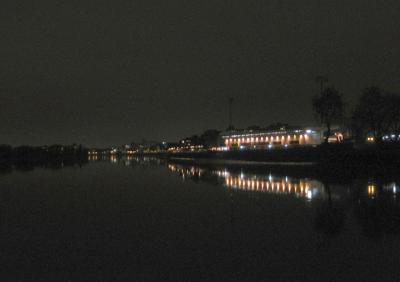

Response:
(367, 184), (376, 197)
(167, 163), (399, 203)
(110, 155), (117, 163)
(88, 155), (98, 161)
(167, 164), (204, 180)
(221, 173), (320, 200)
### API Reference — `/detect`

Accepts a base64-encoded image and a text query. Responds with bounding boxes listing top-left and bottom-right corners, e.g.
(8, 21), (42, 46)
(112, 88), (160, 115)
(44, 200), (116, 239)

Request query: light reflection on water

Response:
(97, 156), (400, 203)
(2, 156), (400, 280)
(43, 153), (400, 239)
(162, 160), (400, 244)
(167, 163), (323, 201)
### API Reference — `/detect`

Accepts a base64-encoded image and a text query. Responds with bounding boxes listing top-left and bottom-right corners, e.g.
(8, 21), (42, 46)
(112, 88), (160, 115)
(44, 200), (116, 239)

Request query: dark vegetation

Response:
(0, 144), (88, 171)
(313, 84), (400, 143)
(352, 86), (400, 142)
(312, 86), (345, 143)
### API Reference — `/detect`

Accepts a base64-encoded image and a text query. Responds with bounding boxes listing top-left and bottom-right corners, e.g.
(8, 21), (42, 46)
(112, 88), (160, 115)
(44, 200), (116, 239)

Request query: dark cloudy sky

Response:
(1, 0), (399, 146)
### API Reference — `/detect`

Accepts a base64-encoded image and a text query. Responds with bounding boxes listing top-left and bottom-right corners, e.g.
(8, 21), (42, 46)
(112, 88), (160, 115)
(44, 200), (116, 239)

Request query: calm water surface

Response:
(1, 157), (400, 281)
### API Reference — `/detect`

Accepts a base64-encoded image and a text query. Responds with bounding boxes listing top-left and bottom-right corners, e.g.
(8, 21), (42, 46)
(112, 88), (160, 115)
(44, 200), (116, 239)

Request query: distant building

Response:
(169, 135), (205, 152)
(221, 127), (322, 149)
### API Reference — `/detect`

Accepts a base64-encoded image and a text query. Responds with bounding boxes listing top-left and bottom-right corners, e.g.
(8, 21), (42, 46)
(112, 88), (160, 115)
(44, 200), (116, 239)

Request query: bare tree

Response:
(312, 87), (345, 143)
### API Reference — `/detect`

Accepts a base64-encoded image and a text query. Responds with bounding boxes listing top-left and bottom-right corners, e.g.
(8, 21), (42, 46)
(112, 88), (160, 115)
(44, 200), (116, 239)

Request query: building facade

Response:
(221, 128), (321, 149)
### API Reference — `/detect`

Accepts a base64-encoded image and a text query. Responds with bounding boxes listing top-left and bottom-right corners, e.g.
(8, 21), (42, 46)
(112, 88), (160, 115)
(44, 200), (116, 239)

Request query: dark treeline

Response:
(0, 144), (88, 171)
(313, 84), (400, 144)
(352, 86), (400, 143)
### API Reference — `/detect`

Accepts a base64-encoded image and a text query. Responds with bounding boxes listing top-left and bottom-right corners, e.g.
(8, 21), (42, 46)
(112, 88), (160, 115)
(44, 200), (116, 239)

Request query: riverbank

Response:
(0, 145), (88, 171)
(138, 143), (400, 169)
(134, 144), (400, 179)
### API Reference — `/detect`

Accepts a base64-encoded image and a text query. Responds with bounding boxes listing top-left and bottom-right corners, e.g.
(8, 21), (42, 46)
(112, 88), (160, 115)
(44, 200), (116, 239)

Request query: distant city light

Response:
(307, 190), (313, 200)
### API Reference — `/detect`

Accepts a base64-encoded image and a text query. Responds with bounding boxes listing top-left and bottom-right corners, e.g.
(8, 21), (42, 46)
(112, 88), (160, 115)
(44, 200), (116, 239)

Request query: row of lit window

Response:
(225, 134), (308, 145)
(223, 130), (307, 139)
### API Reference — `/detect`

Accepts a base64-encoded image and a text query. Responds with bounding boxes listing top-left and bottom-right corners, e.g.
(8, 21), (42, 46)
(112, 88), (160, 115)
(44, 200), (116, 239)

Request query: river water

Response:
(1, 157), (400, 281)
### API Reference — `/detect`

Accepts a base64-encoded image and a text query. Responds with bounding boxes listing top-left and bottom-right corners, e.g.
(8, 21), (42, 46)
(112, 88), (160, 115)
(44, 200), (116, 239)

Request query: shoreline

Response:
(168, 157), (316, 166)
(138, 143), (400, 164)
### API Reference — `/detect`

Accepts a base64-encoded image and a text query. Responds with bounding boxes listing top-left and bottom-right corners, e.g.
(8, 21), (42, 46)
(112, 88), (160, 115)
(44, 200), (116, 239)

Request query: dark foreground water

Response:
(1, 157), (400, 281)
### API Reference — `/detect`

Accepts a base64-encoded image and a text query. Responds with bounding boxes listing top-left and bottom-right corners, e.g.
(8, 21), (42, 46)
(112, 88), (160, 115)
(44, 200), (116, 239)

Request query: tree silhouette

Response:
(352, 87), (387, 143)
(386, 93), (400, 136)
(312, 87), (345, 143)
(200, 129), (221, 148)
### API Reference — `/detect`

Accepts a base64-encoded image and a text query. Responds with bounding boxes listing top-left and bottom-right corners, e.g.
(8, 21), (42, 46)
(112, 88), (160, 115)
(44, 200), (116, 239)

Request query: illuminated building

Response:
(221, 128), (321, 149)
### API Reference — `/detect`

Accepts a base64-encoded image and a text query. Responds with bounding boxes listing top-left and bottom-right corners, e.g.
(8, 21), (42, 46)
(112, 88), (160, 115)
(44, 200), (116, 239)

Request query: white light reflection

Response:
(221, 172), (322, 200)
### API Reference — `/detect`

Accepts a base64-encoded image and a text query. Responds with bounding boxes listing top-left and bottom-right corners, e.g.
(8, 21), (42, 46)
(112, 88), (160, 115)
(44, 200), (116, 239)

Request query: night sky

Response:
(1, 1), (400, 147)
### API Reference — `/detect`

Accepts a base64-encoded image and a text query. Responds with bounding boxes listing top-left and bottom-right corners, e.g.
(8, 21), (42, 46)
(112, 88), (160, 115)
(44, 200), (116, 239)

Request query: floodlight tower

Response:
(228, 97), (234, 130)
(315, 75), (328, 95)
